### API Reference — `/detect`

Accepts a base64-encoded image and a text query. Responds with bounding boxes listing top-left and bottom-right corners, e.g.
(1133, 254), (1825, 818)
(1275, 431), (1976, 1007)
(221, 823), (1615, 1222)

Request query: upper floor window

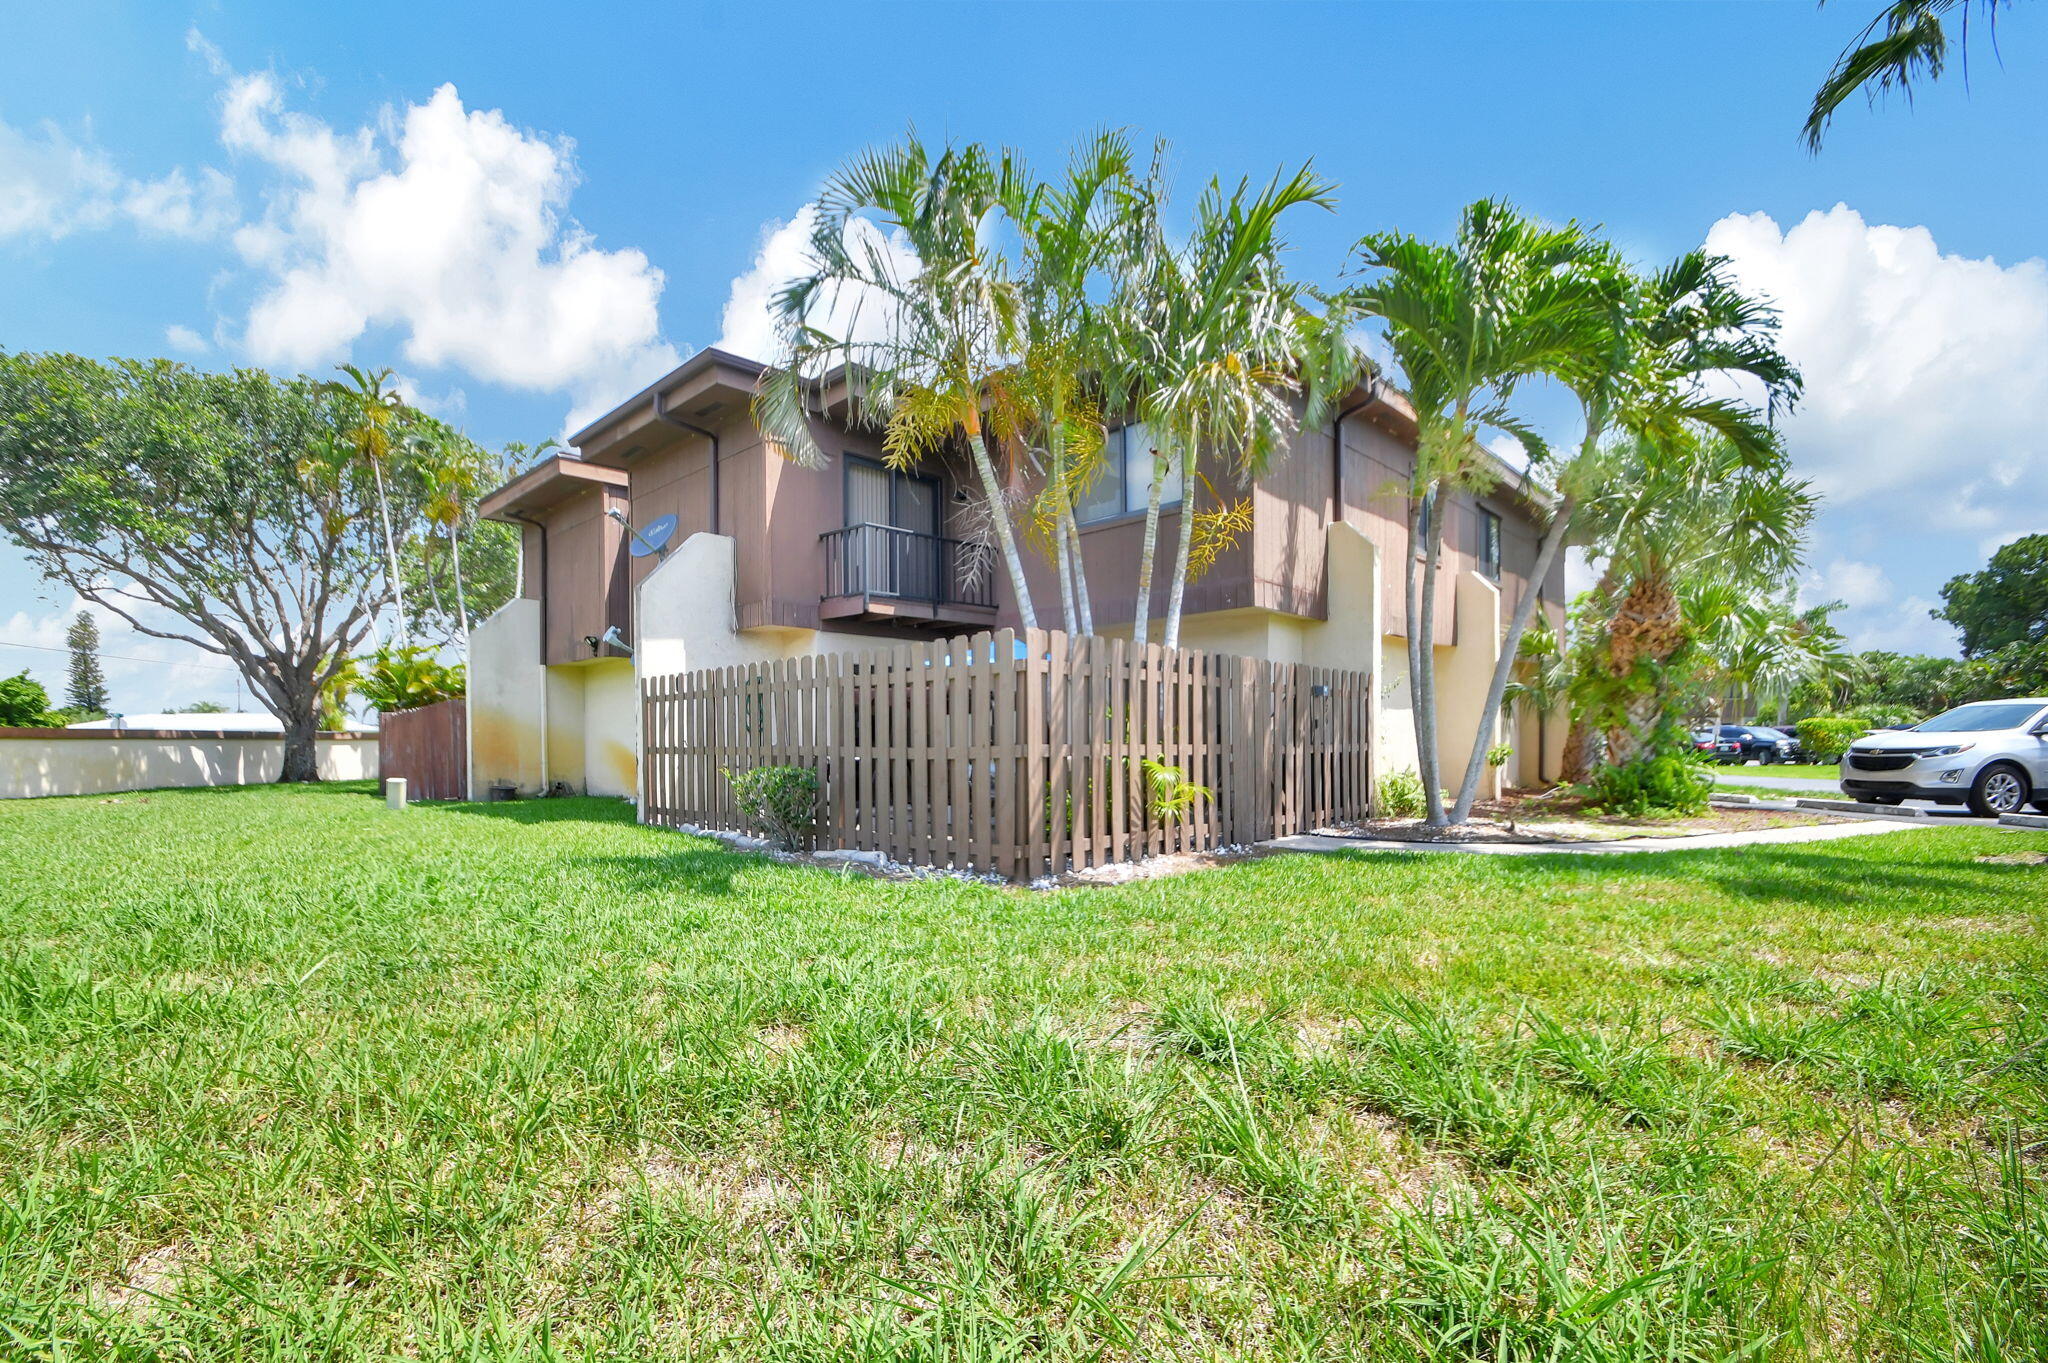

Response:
(1415, 489), (1437, 554)
(1479, 509), (1503, 581)
(1076, 423), (1183, 524)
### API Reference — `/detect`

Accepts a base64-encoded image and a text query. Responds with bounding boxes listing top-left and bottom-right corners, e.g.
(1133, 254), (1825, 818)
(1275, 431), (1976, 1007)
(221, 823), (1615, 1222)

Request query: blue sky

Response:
(3, 0), (2044, 711)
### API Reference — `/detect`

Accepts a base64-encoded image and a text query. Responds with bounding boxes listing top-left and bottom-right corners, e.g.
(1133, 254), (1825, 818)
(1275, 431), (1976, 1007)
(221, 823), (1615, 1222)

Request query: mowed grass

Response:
(1719, 763), (1842, 780)
(2, 783), (2045, 1362)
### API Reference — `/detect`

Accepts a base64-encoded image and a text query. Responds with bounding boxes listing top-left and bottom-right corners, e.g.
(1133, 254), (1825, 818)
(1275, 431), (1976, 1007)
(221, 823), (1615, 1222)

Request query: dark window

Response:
(1078, 423), (1183, 524)
(1479, 509), (1502, 580)
(1415, 490), (1437, 555)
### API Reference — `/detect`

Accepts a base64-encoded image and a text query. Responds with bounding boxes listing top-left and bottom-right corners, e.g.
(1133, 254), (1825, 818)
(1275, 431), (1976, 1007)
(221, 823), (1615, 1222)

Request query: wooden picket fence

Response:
(640, 628), (1369, 882)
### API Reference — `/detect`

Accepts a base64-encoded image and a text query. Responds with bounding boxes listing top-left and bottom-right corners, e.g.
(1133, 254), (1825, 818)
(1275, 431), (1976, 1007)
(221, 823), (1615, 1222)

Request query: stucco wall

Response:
(1, 734), (375, 799)
(468, 597), (546, 797)
(1437, 570), (1506, 803)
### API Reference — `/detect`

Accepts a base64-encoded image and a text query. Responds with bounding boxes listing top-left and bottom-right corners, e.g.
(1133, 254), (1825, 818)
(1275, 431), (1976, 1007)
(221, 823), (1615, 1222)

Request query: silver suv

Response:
(1840, 698), (2048, 816)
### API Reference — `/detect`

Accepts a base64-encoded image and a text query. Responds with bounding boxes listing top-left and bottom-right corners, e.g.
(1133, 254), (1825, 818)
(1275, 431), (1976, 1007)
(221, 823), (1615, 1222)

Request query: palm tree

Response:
(993, 130), (1134, 636)
(1804, 0), (2018, 150)
(1107, 159), (1334, 648)
(414, 430), (486, 655)
(755, 136), (1040, 628)
(323, 364), (410, 644)
(1442, 249), (1802, 823)
(1343, 200), (1613, 824)
(1573, 432), (1816, 765)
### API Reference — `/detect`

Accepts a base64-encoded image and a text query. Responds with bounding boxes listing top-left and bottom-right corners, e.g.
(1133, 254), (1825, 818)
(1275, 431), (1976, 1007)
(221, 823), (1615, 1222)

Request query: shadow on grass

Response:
(426, 794), (644, 828)
(557, 847), (746, 900)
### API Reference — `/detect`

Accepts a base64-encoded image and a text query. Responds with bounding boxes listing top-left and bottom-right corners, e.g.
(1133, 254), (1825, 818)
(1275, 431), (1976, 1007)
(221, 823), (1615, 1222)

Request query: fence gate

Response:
(377, 697), (467, 801)
(641, 629), (1368, 881)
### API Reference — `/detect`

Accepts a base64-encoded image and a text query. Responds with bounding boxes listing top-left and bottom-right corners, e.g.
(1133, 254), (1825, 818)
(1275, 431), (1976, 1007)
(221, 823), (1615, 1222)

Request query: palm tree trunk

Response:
(370, 459), (408, 644)
(1048, 428), (1077, 636)
(963, 419), (1036, 630)
(1131, 445), (1168, 646)
(1449, 494), (1575, 821)
(1162, 467), (1196, 650)
(1054, 520), (1077, 635)
(1066, 514), (1094, 635)
(450, 525), (471, 654)
(1415, 493), (1447, 825)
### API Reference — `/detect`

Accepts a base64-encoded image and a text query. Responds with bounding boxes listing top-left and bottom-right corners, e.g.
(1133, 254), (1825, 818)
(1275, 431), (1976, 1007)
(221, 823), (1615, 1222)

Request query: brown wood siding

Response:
(502, 380), (1563, 651)
(539, 483), (629, 665)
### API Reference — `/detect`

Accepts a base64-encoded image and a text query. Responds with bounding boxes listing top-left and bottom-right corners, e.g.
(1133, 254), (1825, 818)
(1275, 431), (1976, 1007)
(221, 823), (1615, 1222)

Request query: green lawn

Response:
(1719, 762), (1842, 780)
(3, 782), (2045, 1361)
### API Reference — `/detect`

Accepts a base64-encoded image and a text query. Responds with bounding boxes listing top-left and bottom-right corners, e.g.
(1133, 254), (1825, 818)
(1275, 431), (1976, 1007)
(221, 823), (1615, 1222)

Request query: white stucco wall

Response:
(1, 735), (375, 799)
(636, 532), (866, 678)
(468, 597), (546, 798)
(1437, 570), (1506, 803)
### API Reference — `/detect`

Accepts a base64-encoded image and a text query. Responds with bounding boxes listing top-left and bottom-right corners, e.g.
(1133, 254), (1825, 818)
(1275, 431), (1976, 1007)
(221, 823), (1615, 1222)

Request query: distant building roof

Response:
(67, 712), (377, 735)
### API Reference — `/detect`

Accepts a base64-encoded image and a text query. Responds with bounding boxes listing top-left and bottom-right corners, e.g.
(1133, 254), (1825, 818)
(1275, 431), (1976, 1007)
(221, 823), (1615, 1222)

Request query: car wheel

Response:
(1967, 763), (2031, 818)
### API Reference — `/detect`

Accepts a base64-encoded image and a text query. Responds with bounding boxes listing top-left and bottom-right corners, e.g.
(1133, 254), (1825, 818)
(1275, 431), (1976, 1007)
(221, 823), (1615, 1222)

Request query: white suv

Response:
(1840, 698), (2048, 816)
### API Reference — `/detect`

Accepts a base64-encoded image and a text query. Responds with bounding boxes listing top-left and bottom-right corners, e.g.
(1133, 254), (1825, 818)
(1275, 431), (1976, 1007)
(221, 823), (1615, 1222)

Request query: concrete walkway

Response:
(1264, 818), (1917, 858)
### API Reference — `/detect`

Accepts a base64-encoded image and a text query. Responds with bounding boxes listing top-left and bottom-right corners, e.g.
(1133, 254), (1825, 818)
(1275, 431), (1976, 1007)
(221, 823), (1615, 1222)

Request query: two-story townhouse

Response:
(468, 347), (1567, 805)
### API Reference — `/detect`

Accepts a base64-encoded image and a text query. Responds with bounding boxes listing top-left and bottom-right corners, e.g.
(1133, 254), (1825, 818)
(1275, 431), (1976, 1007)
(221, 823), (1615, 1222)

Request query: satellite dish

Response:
(608, 509), (678, 559)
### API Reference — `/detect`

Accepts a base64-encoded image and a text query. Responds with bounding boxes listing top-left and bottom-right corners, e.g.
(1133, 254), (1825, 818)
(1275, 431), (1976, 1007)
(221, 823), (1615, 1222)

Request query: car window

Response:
(1751, 727), (1786, 740)
(1911, 702), (2045, 733)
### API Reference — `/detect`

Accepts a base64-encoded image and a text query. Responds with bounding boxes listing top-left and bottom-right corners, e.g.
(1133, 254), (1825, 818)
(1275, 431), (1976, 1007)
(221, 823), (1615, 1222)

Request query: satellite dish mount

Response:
(608, 509), (678, 561)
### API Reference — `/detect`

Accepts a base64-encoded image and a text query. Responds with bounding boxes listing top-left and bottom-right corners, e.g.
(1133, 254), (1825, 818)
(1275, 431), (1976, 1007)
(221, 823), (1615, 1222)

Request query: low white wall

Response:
(468, 597), (546, 798)
(0, 733), (377, 799)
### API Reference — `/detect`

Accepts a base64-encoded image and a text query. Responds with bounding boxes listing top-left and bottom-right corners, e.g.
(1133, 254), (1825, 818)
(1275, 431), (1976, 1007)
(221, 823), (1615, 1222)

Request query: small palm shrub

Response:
(1374, 768), (1438, 819)
(724, 764), (820, 851)
(1139, 758), (1214, 824)
(1575, 752), (1712, 817)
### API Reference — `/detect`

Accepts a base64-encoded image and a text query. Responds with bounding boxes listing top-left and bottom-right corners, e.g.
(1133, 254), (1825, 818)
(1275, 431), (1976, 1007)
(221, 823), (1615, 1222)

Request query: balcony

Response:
(819, 522), (999, 628)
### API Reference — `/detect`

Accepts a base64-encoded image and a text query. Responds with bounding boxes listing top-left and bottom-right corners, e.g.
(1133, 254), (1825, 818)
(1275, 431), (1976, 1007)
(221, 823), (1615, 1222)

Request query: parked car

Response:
(1693, 728), (1739, 761)
(1709, 725), (1801, 764)
(1840, 697), (2048, 816)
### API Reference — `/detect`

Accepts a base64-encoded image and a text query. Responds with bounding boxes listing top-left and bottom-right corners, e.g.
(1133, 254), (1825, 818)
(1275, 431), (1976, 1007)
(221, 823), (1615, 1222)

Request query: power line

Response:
(0, 638), (241, 672)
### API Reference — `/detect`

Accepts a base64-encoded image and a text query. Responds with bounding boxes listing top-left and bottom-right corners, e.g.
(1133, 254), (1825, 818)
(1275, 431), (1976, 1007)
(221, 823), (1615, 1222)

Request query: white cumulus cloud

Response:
(1705, 204), (2048, 654)
(0, 117), (234, 243)
(164, 324), (209, 354)
(208, 56), (678, 429)
(714, 203), (920, 364)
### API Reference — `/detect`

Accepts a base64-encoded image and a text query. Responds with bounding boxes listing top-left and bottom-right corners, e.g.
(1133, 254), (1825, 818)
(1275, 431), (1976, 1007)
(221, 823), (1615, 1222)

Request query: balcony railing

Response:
(821, 522), (996, 610)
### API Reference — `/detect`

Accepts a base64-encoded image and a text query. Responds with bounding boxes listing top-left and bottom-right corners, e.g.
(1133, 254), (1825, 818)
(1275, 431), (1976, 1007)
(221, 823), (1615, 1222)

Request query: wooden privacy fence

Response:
(377, 697), (467, 801)
(641, 629), (1369, 881)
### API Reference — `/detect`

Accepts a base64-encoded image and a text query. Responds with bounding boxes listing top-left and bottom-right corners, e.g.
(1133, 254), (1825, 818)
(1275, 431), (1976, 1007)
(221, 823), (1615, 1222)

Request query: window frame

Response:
(1479, 508), (1503, 581)
(1077, 424), (1183, 525)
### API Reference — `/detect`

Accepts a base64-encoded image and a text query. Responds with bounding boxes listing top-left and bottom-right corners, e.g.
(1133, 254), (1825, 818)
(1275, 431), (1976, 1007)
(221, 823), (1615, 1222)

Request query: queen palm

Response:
(1107, 161), (1334, 649)
(322, 364), (410, 644)
(992, 130), (1134, 636)
(756, 137), (1040, 628)
(1442, 249), (1801, 821)
(1343, 201), (1613, 824)
(1574, 432), (1815, 765)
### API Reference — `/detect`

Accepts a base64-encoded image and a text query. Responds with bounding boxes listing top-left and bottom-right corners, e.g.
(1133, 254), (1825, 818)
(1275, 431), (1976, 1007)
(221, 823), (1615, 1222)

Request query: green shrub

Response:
(1796, 716), (1865, 762)
(1575, 752), (1713, 818)
(1847, 703), (1920, 730)
(724, 764), (820, 852)
(0, 671), (51, 727)
(1375, 768), (1440, 820)
(355, 646), (465, 713)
